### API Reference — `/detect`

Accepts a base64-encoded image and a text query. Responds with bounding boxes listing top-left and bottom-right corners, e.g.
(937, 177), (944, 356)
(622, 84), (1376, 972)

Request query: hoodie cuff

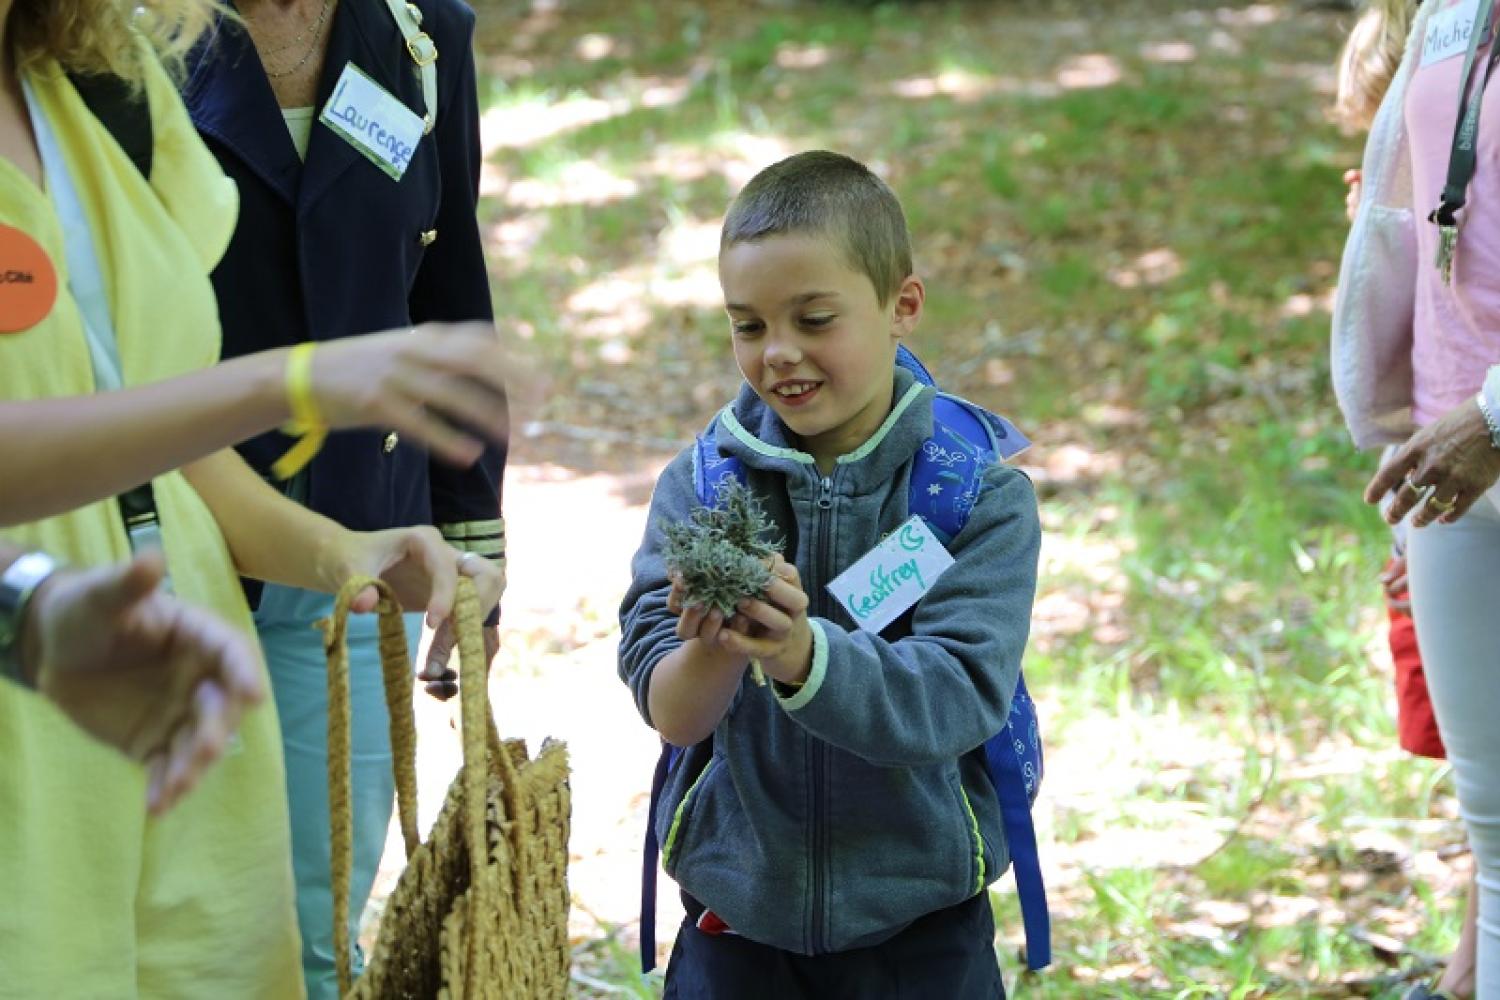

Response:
(776, 618), (828, 712)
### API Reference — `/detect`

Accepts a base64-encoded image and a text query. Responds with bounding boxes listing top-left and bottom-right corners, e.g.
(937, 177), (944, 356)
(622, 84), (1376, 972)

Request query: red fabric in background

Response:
(1388, 589), (1446, 761)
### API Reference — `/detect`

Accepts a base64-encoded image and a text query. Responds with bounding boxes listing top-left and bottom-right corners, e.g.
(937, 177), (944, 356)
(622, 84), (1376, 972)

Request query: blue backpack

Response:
(640, 345), (1050, 972)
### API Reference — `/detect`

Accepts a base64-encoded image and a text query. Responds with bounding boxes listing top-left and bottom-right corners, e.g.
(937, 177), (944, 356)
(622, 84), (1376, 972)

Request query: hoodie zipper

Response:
(809, 472), (835, 952)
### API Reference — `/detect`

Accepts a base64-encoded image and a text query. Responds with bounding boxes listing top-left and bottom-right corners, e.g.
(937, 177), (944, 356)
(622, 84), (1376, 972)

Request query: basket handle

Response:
(323, 576), (422, 997)
(451, 574), (537, 996)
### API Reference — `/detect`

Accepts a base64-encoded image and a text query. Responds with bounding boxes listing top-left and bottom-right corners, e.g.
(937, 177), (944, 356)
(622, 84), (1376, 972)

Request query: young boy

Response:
(619, 150), (1040, 999)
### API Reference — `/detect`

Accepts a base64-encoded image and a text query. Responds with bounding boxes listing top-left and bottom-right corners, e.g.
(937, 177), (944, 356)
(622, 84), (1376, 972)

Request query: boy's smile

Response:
(719, 233), (924, 470)
(769, 378), (822, 406)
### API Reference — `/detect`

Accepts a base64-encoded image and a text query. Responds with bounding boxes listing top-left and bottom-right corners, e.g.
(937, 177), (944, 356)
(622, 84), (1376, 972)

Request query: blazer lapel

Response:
(299, 0), (423, 213)
(182, 14), (302, 205)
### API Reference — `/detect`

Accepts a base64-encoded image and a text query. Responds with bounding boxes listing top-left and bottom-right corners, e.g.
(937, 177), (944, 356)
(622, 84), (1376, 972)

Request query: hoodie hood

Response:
(713, 365), (933, 492)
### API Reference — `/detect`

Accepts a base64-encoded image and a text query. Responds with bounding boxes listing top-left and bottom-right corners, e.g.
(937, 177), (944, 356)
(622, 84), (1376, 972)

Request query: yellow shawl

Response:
(0, 48), (302, 998)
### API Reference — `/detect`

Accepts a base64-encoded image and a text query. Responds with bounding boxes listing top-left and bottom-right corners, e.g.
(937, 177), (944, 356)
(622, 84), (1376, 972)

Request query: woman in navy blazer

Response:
(182, 3), (506, 996)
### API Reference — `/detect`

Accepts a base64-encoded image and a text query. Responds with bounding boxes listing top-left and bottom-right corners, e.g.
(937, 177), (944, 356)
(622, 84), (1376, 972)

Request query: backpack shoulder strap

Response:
(988, 672), (1051, 970)
(896, 342), (936, 385)
(910, 388), (1052, 970)
(693, 414), (748, 507)
(911, 393), (1030, 543)
(68, 73), (153, 180)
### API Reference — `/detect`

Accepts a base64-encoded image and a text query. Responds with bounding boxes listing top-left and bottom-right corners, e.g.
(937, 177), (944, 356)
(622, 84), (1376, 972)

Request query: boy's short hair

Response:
(721, 151), (913, 306)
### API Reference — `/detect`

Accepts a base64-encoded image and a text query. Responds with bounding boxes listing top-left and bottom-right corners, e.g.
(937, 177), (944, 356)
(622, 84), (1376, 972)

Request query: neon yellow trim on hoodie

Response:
(662, 757), (720, 866)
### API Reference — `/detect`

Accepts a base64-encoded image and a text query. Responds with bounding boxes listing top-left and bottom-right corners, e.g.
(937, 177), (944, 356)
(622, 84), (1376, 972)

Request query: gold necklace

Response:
(248, 0), (335, 79)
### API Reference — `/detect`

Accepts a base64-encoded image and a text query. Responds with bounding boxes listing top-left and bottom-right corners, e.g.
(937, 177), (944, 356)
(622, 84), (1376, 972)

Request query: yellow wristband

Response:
(271, 342), (329, 480)
(284, 341), (323, 430)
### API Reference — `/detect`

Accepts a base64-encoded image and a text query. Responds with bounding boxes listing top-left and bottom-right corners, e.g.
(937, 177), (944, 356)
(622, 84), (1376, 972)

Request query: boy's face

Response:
(720, 232), (923, 467)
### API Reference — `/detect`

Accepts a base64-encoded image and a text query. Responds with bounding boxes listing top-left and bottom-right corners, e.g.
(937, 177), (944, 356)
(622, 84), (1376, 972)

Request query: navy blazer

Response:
(183, 0), (505, 538)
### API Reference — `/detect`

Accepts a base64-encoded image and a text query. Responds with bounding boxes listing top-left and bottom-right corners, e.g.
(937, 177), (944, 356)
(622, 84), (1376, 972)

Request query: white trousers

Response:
(1407, 485), (1500, 998)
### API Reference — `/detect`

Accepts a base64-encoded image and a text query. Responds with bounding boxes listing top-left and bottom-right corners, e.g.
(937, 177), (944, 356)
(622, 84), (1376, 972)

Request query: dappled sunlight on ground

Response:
(1055, 53), (1124, 91)
(1141, 40), (1198, 65)
(889, 69), (1056, 102)
(505, 160), (642, 210)
(774, 41), (832, 71)
(1108, 248), (1184, 290)
(482, 76), (697, 154)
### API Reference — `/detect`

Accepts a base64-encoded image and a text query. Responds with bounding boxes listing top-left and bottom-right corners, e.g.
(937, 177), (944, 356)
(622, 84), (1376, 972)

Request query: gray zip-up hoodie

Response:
(619, 367), (1041, 955)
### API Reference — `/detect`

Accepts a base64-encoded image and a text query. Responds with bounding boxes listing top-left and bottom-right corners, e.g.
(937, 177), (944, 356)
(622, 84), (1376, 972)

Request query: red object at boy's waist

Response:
(1388, 588), (1445, 761)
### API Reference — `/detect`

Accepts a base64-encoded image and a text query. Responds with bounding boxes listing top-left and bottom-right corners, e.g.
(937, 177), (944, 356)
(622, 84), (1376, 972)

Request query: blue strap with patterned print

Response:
(896, 345), (1049, 971)
(642, 346), (1049, 973)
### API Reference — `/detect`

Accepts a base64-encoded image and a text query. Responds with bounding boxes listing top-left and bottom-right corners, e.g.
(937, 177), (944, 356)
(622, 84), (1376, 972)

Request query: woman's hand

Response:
(308, 321), (513, 467)
(23, 551), (265, 815)
(325, 527), (505, 696)
(422, 578), (504, 702)
(1366, 398), (1500, 527)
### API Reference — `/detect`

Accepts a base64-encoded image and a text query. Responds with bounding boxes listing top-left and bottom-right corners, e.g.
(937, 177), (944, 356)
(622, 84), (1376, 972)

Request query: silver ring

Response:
(457, 551), (480, 572)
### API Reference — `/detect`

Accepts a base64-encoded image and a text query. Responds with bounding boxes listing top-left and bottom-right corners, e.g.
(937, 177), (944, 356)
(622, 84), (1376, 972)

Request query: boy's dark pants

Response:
(662, 890), (1006, 1000)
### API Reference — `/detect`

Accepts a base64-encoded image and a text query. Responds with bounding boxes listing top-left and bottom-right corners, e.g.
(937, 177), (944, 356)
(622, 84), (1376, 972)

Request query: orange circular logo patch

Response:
(0, 224), (57, 334)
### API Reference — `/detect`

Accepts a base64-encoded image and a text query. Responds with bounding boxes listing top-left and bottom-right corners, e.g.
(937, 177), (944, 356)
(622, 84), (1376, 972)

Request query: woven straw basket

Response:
(321, 576), (571, 999)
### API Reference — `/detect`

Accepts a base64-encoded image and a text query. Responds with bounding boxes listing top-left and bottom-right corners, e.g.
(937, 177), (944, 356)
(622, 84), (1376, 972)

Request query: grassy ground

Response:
(468, 1), (1469, 995)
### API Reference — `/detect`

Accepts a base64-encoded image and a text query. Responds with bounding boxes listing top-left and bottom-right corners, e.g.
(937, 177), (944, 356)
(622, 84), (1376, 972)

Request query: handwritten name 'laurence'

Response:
(848, 558), (927, 621)
(330, 103), (414, 171)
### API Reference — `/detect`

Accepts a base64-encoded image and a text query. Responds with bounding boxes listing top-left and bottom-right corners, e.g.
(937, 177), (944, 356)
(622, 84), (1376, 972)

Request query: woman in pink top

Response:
(1340, 2), (1500, 996)
(1336, 7), (1478, 998)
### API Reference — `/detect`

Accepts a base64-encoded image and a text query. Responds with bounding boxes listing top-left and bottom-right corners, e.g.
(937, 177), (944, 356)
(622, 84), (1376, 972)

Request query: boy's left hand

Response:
(720, 555), (813, 687)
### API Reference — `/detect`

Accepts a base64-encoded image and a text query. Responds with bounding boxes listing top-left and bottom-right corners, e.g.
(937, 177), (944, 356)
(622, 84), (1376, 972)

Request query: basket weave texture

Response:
(321, 576), (572, 999)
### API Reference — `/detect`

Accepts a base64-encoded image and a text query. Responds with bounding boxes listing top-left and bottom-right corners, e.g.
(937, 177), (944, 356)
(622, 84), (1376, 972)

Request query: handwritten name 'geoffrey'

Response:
(848, 558), (927, 621)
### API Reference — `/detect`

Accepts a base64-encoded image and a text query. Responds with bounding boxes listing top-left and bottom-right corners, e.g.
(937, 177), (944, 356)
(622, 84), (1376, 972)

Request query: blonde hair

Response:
(1332, 0), (1418, 133)
(8, 0), (226, 85)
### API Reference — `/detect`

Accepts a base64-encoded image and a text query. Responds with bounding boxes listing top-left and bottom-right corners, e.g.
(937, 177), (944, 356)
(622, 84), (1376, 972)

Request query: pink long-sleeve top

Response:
(1407, 0), (1500, 424)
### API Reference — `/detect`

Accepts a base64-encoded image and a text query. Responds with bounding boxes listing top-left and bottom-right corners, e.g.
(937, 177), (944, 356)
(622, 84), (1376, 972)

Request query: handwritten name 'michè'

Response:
(1428, 7), (1479, 58)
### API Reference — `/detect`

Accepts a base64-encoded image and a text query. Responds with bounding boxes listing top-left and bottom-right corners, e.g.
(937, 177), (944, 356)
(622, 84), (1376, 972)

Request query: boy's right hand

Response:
(667, 574), (751, 667)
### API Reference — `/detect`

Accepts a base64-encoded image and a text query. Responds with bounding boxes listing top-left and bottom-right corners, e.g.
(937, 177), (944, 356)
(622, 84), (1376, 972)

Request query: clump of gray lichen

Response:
(663, 479), (779, 617)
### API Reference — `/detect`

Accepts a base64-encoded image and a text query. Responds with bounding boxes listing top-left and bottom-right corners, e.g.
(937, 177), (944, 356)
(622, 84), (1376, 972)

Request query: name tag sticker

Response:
(319, 63), (424, 181)
(0, 225), (57, 333)
(828, 516), (955, 634)
(1423, 0), (1489, 68)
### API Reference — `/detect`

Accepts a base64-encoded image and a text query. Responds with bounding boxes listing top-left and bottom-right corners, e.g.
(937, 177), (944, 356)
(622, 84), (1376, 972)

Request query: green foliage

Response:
(663, 480), (779, 616)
